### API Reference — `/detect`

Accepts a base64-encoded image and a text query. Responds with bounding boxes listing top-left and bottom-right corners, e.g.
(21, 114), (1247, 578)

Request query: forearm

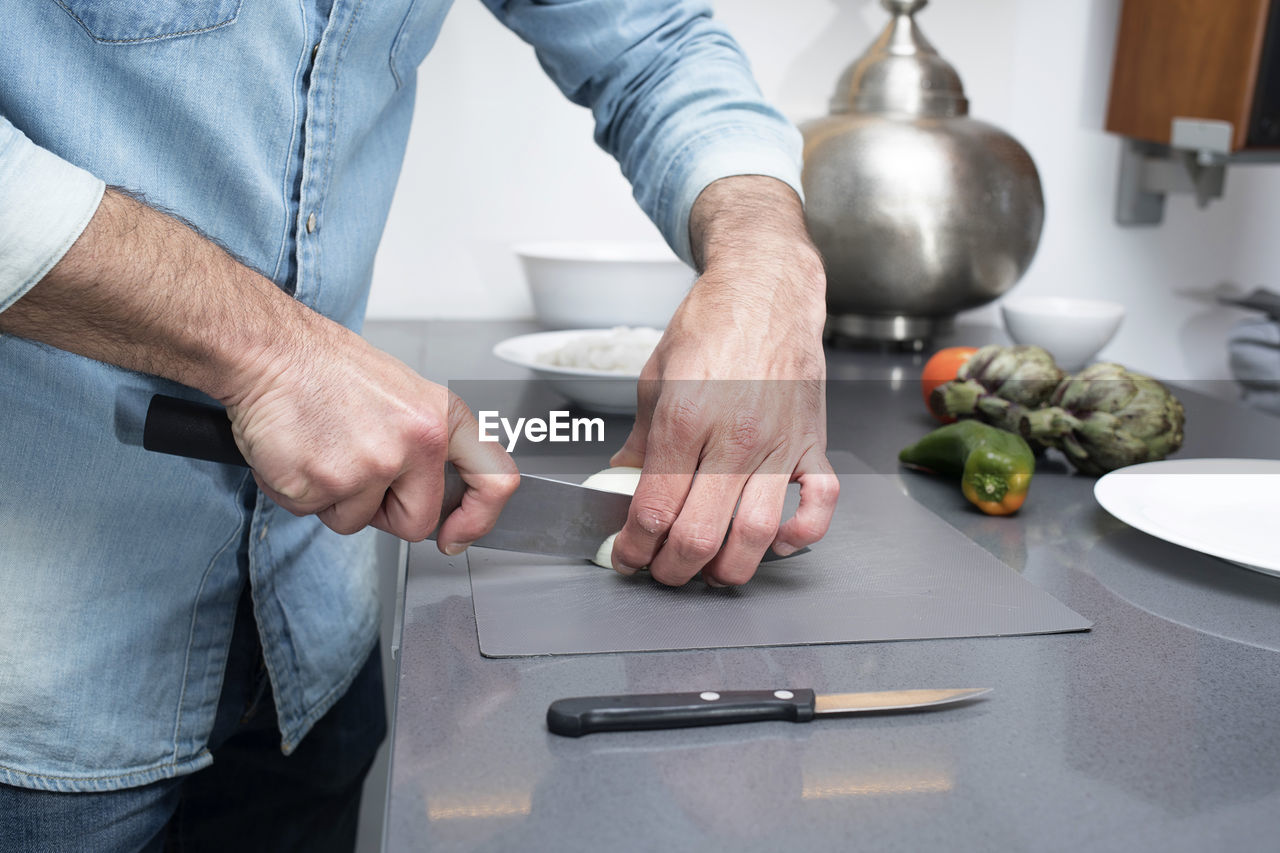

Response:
(0, 188), (317, 404)
(684, 175), (828, 366)
(689, 175), (822, 277)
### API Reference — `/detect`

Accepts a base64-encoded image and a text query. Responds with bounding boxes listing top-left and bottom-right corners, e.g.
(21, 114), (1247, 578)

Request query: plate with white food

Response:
(1094, 458), (1280, 577)
(492, 327), (662, 414)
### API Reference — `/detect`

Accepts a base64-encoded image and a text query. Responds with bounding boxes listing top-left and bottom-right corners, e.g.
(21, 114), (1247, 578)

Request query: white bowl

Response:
(493, 329), (653, 414)
(514, 241), (695, 329)
(1000, 296), (1125, 371)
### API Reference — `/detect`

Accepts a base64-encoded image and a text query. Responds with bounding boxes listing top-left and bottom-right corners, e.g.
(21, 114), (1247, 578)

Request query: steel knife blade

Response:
(430, 464), (802, 561)
(546, 687), (991, 736)
(434, 461), (632, 560)
(139, 394), (803, 563)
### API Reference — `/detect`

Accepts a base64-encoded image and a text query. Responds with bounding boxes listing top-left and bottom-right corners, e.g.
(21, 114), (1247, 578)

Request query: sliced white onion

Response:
(582, 466), (643, 568)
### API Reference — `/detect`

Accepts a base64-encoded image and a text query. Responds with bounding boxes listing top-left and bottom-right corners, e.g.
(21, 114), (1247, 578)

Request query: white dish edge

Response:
(1094, 458), (1280, 577)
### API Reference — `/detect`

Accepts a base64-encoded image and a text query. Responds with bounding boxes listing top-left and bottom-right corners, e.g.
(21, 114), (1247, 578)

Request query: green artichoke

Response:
(1020, 362), (1186, 475)
(930, 344), (1066, 435)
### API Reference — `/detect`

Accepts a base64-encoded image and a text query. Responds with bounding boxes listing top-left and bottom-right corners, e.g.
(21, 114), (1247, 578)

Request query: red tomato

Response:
(921, 346), (979, 421)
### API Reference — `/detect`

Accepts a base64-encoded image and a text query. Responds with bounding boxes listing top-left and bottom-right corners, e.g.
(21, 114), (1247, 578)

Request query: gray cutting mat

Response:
(467, 451), (1090, 657)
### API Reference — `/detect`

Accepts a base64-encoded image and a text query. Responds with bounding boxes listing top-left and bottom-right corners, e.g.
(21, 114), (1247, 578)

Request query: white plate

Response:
(492, 329), (648, 414)
(1094, 458), (1280, 577)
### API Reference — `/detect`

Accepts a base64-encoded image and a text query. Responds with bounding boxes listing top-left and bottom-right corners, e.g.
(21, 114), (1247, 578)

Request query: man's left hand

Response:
(609, 176), (840, 587)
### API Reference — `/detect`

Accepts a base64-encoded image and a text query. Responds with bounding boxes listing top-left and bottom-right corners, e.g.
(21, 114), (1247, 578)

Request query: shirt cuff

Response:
(0, 120), (105, 312)
(653, 123), (805, 267)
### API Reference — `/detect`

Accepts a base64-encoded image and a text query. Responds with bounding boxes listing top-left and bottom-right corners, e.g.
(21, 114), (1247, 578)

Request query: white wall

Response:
(369, 0), (1280, 384)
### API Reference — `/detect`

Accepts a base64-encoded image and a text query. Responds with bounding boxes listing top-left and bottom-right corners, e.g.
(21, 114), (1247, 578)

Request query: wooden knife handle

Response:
(546, 689), (817, 737)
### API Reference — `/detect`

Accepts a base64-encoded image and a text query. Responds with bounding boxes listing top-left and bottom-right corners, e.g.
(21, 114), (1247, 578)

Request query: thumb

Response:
(610, 374), (658, 468)
(610, 423), (648, 468)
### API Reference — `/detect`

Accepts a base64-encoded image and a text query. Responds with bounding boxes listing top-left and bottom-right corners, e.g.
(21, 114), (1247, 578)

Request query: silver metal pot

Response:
(802, 0), (1044, 344)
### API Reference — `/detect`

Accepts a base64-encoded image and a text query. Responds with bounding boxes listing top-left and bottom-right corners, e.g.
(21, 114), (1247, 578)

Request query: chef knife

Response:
(546, 687), (991, 736)
(140, 394), (802, 562)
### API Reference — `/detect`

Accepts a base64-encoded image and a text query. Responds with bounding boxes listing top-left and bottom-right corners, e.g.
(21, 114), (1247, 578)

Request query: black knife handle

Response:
(546, 689), (817, 737)
(141, 394), (468, 539)
(143, 394), (248, 467)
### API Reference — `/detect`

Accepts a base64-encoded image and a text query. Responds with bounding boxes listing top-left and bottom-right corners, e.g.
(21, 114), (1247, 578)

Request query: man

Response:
(0, 0), (838, 848)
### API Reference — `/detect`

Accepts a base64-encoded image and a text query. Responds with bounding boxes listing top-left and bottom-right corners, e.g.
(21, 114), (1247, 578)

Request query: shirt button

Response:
(311, 42), (320, 62)
(306, 212), (316, 233)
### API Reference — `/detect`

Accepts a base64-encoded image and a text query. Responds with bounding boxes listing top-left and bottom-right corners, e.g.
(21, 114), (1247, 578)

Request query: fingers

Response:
(644, 470), (747, 586)
(609, 466), (696, 576)
(435, 393), (520, 554)
(319, 484), (392, 537)
(365, 407), (451, 540)
(609, 396), (702, 575)
(700, 465), (791, 587)
(252, 447), (411, 534)
(773, 446), (840, 555)
(612, 383), (828, 587)
(369, 450), (447, 542)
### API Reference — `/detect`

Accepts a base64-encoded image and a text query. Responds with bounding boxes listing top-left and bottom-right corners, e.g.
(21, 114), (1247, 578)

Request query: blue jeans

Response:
(0, 583), (387, 853)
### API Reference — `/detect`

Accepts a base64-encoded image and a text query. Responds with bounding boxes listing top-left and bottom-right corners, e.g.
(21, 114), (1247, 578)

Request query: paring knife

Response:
(139, 394), (801, 562)
(545, 687), (991, 737)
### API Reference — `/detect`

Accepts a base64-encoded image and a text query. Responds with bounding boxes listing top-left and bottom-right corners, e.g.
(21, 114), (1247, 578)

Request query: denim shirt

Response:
(0, 0), (802, 791)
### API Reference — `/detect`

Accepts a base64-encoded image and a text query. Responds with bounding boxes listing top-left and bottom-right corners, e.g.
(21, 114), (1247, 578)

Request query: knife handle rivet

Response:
(774, 690), (795, 700)
(699, 691), (721, 701)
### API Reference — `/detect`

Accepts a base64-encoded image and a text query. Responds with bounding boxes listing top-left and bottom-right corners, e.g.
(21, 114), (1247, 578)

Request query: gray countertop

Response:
(370, 320), (1280, 852)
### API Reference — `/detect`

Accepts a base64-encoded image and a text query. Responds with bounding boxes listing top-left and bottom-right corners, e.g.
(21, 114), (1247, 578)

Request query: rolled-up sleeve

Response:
(0, 115), (105, 313)
(479, 0), (803, 266)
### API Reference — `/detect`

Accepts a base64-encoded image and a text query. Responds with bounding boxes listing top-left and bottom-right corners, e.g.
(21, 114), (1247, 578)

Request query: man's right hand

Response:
(0, 187), (518, 547)
(224, 315), (518, 548)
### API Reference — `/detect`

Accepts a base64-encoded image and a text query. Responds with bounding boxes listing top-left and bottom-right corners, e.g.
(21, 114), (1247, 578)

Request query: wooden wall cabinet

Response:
(1107, 0), (1280, 151)
(1106, 0), (1280, 222)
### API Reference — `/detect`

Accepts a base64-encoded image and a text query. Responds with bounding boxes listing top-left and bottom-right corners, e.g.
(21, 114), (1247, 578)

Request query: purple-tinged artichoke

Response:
(930, 345), (1066, 435)
(1020, 362), (1186, 475)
